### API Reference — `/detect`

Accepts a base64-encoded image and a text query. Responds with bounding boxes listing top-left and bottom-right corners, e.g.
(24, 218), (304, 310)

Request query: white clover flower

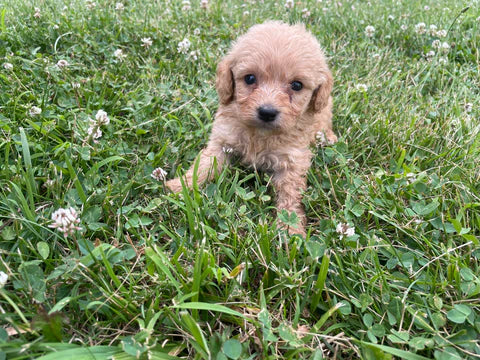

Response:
(425, 50), (435, 61)
(436, 29), (447, 38)
(49, 207), (82, 237)
(440, 42), (450, 54)
(53, 24), (59, 29)
(0, 271), (8, 288)
(72, 82), (81, 89)
(438, 57), (448, 65)
(141, 37), (153, 48)
(3, 62), (13, 70)
(193, 28), (201, 36)
(115, 2), (125, 11)
(243, 10), (249, 16)
(177, 38), (191, 54)
(34, 7), (41, 18)
(86, 0), (96, 9)
(87, 125), (102, 139)
(405, 172), (417, 184)
(432, 39), (441, 49)
(424, 5), (430, 11)
(365, 25), (375, 37)
(302, 8), (311, 18)
(151, 167), (167, 181)
(114, 48), (127, 60)
(56, 59), (69, 68)
(429, 24), (438, 36)
(464, 103), (473, 113)
(181, 0), (191, 11)
(200, 0), (208, 9)
(400, 24), (408, 31)
(44, 179), (55, 188)
(86, 110), (110, 141)
(477, 16), (480, 22)
(285, 0), (294, 9)
(336, 223), (355, 239)
(372, 53), (381, 60)
(29, 106), (42, 116)
(315, 131), (327, 146)
(95, 110), (110, 125)
(415, 22), (427, 35)
(388, 15), (395, 21)
(355, 83), (368, 92)
(188, 50), (199, 61)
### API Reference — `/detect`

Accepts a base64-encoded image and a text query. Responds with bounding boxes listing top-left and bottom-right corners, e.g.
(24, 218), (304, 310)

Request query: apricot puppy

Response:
(166, 21), (337, 236)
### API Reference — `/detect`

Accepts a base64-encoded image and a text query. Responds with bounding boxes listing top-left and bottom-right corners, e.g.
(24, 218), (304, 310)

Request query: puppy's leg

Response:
(166, 142), (225, 192)
(315, 107), (337, 145)
(273, 159), (310, 236)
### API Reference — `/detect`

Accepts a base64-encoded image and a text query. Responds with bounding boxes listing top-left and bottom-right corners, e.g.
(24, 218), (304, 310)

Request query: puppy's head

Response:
(216, 21), (332, 131)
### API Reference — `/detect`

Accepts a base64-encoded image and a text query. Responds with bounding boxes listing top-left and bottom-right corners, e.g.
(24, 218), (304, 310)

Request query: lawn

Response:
(0, 0), (479, 359)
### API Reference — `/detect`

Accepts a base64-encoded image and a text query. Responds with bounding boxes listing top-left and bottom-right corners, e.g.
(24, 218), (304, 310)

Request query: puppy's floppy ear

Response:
(311, 68), (333, 112)
(216, 58), (235, 105)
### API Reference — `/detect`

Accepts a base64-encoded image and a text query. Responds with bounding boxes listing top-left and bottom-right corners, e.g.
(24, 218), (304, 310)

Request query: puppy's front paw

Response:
(165, 178), (183, 193)
(316, 130), (337, 147)
(326, 131), (338, 145)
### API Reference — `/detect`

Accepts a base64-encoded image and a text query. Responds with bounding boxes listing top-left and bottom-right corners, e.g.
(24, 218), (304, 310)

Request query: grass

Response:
(0, 0), (479, 359)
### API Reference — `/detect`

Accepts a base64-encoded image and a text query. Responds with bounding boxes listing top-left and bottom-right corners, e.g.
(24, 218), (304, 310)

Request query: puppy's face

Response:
(216, 22), (332, 132)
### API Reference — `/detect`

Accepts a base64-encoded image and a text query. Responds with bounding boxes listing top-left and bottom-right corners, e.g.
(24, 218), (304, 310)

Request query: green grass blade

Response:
(35, 345), (122, 360)
(85, 155), (125, 178)
(0, 291), (29, 325)
(9, 181), (35, 221)
(172, 302), (252, 323)
(0, 8), (5, 33)
(310, 252), (330, 312)
(64, 152), (87, 204)
(99, 244), (125, 291)
(149, 351), (183, 360)
(357, 341), (431, 360)
(145, 246), (182, 292)
(19, 127), (36, 213)
(311, 301), (345, 333)
(25, 119), (63, 144)
(190, 237), (206, 320)
(179, 311), (210, 359)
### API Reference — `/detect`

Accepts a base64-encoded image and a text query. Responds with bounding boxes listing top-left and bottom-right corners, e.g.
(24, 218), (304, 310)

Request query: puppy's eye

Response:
(291, 81), (303, 91)
(244, 74), (256, 85)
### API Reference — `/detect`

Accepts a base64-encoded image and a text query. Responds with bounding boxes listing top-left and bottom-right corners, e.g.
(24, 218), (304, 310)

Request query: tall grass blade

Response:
(19, 127), (36, 213)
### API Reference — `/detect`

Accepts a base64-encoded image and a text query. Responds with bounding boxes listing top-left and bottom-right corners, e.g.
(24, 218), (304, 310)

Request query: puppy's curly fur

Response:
(167, 21), (337, 236)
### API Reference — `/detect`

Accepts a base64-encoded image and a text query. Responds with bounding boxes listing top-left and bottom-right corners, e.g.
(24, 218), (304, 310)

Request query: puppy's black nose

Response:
(257, 105), (279, 122)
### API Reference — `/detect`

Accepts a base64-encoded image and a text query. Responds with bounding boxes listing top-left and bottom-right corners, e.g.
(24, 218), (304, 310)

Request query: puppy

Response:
(166, 21), (337, 236)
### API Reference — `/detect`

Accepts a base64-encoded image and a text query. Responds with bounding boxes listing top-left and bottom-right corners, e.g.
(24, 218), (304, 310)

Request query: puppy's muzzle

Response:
(257, 105), (279, 123)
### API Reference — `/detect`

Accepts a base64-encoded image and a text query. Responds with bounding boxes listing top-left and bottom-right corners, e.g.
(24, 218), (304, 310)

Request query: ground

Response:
(0, 0), (479, 359)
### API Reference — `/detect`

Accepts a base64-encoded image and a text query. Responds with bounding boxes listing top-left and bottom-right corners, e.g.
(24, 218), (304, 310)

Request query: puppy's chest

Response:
(225, 134), (309, 171)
